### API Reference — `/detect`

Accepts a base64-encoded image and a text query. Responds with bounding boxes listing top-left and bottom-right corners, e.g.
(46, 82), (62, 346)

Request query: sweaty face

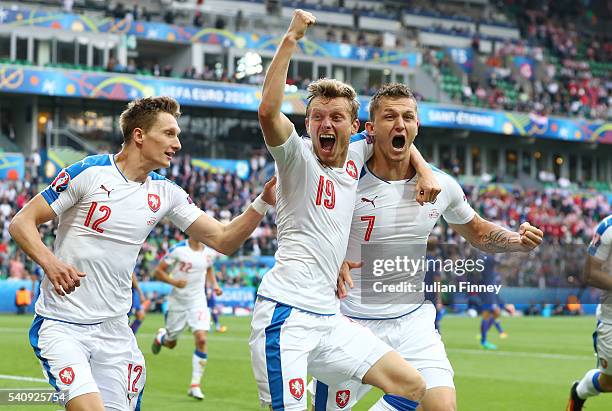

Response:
(367, 97), (418, 163)
(306, 97), (359, 167)
(141, 112), (181, 169)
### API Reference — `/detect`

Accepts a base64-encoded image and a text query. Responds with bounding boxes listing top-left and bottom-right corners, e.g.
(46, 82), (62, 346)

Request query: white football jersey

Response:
(588, 215), (612, 324)
(163, 240), (212, 310)
(341, 164), (475, 319)
(257, 129), (373, 314)
(36, 154), (203, 323)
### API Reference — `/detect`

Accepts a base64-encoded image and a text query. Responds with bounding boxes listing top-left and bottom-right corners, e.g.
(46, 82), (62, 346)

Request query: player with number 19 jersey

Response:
(36, 154), (203, 324)
(256, 130), (372, 314)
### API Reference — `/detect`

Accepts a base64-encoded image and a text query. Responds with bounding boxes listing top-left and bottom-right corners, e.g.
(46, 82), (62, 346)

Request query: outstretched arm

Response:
(583, 255), (612, 291)
(449, 214), (543, 253)
(186, 177), (276, 255)
(258, 9), (316, 147)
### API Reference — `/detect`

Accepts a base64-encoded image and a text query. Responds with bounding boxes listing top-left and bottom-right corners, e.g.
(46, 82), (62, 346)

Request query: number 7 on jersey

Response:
(361, 215), (375, 241)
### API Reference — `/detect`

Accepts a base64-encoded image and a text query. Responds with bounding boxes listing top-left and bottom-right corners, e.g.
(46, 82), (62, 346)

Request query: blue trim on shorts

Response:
(593, 320), (600, 368)
(265, 303), (293, 411)
(345, 302), (424, 321)
(35, 314), (103, 326)
(135, 387), (144, 411)
(383, 394), (419, 411)
(314, 380), (329, 411)
(256, 294), (336, 316)
(28, 315), (59, 391)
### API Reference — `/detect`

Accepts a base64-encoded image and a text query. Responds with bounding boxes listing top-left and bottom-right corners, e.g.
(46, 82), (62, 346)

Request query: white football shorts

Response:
(29, 314), (146, 410)
(311, 303), (454, 410)
(249, 297), (392, 411)
(164, 305), (211, 340)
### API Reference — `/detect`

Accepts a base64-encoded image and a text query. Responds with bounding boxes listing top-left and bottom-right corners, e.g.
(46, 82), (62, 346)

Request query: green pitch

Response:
(1, 314), (609, 410)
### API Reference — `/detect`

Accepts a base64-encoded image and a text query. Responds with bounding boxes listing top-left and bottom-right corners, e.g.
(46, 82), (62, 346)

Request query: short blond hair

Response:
(119, 96), (181, 143)
(306, 78), (360, 120)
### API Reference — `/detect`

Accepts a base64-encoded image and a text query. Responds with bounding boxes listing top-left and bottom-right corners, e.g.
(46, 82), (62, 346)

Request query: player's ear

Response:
(365, 121), (374, 136)
(351, 118), (360, 135)
(132, 128), (144, 145)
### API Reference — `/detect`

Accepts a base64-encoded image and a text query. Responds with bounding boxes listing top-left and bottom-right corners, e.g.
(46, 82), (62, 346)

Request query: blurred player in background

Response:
(207, 284), (227, 333)
(567, 215), (612, 411)
(477, 254), (507, 350)
(9, 96), (275, 411)
(312, 83), (543, 411)
(129, 272), (147, 335)
(250, 10), (441, 411)
(151, 236), (222, 400)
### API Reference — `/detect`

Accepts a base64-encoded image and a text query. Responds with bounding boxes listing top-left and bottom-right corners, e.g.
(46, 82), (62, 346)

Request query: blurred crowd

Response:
(1, 153), (610, 290)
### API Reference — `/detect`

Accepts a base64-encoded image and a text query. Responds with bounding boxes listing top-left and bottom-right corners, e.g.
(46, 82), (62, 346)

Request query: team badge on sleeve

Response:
(148, 193), (161, 212)
(336, 390), (350, 408)
(51, 170), (71, 193)
(289, 378), (304, 400)
(346, 160), (358, 180)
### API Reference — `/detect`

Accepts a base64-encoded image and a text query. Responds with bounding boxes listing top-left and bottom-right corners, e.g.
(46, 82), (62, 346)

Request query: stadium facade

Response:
(1, 1), (611, 187)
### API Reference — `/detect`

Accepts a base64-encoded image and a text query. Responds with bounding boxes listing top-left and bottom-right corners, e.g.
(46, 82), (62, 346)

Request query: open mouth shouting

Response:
(391, 135), (406, 151)
(319, 134), (336, 154)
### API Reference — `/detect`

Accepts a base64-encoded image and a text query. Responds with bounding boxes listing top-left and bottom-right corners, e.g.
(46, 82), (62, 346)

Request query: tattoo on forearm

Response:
(480, 229), (512, 252)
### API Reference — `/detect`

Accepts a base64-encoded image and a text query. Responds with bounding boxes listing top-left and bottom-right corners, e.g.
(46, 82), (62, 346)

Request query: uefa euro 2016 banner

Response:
(1, 64), (610, 144)
(0, 8), (419, 67)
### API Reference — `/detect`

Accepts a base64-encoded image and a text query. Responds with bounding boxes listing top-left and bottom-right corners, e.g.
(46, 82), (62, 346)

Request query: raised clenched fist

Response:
(286, 9), (316, 41)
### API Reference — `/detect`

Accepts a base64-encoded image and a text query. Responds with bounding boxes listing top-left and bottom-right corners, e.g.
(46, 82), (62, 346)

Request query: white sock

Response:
(576, 369), (603, 399)
(191, 350), (207, 386)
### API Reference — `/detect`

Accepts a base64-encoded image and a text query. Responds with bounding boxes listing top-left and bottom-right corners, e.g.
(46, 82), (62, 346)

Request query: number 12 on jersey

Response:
(361, 215), (376, 241)
(84, 202), (112, 233)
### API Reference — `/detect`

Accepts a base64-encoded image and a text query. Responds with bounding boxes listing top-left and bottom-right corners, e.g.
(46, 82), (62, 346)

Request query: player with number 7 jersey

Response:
(9, 96), (276, 411)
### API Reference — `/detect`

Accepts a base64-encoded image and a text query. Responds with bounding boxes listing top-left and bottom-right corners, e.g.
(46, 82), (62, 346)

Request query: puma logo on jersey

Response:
(100, 185), (113, 197)
(361, 196), (378, 207)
